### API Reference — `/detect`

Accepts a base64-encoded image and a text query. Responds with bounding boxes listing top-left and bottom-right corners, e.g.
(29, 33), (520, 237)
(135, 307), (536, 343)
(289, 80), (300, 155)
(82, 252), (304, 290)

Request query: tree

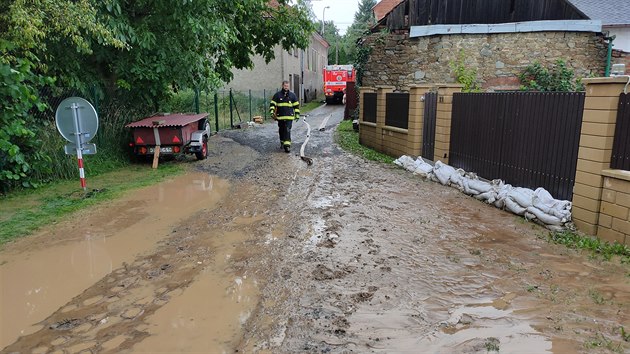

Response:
(342, 0), (376, 65)
(321, 21), (349, 65)
(0, 0), (314, 191)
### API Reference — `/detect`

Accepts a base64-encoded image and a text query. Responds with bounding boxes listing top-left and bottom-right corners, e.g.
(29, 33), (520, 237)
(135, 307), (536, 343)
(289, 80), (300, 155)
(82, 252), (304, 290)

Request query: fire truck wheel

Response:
(195, 138), (208, 160)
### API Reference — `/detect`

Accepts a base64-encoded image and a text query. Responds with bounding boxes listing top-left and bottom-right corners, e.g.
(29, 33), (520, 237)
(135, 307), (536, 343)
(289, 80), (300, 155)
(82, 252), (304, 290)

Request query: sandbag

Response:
(467, 179), (493, 194)
(526, 206), (564, 226)
(504, 197), (527, 215)
(532, 188), (572, 221)
(413, 158), (434, 176)
(508, 187), (535, 208)
(394, 155), (416, 171)
(475, 191), (497, 204)
(433, 161), (457, 185)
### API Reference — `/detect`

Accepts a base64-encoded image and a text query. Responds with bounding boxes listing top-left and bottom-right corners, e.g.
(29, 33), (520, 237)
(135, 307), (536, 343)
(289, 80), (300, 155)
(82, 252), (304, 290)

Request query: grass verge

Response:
(546, 230), (630, 264)
(0, 162), (185, 246)
(335, 120), (394, 163)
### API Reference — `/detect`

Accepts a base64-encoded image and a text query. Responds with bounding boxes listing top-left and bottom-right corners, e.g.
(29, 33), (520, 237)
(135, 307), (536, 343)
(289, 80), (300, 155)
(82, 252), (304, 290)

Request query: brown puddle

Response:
(132, 230), (260, 352)
(0, 173), (229, 349)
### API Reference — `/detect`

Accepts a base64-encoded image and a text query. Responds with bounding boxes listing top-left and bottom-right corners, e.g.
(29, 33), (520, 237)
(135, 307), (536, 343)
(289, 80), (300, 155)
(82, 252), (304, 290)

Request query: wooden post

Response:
(152, 121), (164, 169)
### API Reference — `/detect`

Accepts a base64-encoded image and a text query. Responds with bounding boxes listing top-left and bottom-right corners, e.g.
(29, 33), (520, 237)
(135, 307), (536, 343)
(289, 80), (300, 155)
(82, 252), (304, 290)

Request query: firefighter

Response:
(269, 80), (300, 153)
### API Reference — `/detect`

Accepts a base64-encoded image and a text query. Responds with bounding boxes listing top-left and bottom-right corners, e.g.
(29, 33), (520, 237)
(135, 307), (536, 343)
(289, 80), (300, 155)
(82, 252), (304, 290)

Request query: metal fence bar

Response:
(422, 92), (437, 160)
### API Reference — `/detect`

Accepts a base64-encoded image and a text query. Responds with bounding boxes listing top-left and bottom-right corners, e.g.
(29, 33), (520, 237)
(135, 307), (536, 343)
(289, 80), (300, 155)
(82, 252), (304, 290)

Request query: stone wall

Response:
(362, 31), (607, 91)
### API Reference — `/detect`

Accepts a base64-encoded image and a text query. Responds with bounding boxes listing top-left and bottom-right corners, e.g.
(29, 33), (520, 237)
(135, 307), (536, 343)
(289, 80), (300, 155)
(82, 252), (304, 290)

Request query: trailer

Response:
(126, 113), (210, 161)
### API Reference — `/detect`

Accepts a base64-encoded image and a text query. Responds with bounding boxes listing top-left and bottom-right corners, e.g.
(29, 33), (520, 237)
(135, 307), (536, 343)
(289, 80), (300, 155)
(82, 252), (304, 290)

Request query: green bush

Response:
(449, 50), (481, 93)
(518, 60), (584, 92)
(0, 50), (54, 193)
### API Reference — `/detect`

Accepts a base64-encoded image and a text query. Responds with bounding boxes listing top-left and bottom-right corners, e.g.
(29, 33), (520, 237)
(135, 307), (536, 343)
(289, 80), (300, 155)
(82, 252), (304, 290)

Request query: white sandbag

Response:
(467, 179), (493, 194)
(394, 155), (416, 171)
(433, 161), (457, 185)
(508, 187), (535, 208)
(448, 170), (467, 191)
(532, 188), (572, 221)
(526, 206), (564, 226)
(504, 197), (527, 215)
(412, 158), (434, 176)
(475, 191), (497, 204)
(524, 211), (537, 221)
(461, 177), (480, 195)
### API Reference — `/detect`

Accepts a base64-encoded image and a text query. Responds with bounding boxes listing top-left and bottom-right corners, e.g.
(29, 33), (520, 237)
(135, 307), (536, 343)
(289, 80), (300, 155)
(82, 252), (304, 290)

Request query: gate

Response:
(611, 93), (630, 170)
(450, 92), (585, 200)
(422, 92), (438, 160)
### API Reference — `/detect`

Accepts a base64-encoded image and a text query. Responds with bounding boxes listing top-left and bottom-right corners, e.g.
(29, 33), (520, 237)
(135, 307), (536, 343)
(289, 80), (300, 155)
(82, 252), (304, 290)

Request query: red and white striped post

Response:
(77, 151), (86, 190)
(71, 102), (87, 191)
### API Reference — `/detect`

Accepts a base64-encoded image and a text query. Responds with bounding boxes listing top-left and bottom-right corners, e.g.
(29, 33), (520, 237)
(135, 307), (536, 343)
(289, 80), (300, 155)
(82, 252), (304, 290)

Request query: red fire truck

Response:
(323, 64), (355, 105)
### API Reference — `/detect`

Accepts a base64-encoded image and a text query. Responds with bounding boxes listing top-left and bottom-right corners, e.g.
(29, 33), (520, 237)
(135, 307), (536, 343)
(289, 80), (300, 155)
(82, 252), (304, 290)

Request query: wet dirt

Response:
(1, 104), (629, 353)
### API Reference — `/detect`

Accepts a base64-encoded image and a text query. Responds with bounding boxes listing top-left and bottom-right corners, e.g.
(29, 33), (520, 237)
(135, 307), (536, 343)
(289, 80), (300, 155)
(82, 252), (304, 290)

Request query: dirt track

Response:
(1, 104), (629, 353)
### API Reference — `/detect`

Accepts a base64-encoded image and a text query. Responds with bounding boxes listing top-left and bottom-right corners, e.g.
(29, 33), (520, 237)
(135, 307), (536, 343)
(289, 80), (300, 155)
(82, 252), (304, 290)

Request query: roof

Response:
(373, 0), (403, 22)
(126, 113), (209, 128)
(566, 0), (630, 26)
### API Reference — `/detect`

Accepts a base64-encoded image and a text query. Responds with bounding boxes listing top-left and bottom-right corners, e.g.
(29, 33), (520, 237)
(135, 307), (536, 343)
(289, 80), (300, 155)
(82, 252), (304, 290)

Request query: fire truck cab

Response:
(323, 64), (355, 105)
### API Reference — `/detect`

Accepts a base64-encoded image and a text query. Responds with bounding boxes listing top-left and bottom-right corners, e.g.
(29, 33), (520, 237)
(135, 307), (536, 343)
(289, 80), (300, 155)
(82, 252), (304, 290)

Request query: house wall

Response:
(226, 35), (328, 103)
(608, 26), (630, 53)
(362, 31), (607, 91)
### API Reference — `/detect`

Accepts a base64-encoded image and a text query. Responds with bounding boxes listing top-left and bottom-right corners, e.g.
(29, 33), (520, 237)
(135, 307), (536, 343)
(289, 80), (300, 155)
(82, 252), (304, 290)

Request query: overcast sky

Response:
(310, 0), (360, 35)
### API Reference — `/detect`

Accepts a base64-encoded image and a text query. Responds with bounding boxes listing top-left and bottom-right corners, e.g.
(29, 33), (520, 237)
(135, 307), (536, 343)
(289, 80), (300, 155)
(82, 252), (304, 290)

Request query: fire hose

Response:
(297, 115), (313, 166)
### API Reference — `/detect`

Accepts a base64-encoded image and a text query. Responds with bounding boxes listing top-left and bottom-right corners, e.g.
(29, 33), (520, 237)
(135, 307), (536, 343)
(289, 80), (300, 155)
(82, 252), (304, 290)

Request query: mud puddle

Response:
(0, 173), (229, 349)
(132, 229), (260, 353)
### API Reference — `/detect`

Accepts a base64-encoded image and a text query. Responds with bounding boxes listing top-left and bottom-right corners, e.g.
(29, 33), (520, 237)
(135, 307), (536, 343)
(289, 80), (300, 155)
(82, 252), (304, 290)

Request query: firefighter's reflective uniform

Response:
(269, 88), (300, 153)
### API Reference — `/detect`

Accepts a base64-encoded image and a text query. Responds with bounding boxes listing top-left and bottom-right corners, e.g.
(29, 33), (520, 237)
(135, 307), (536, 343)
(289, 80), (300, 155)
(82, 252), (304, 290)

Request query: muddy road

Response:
(1, 104), (629, 353)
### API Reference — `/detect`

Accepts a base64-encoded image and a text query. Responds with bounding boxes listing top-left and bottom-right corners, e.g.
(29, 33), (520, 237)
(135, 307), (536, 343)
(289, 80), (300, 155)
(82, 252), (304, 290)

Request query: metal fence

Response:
(363, 93), (377, 123)
(611, 93), (630, 170)
(385, 93), (409, 129)
(422, 92), (438, 161)
(450, 92), (585, 200)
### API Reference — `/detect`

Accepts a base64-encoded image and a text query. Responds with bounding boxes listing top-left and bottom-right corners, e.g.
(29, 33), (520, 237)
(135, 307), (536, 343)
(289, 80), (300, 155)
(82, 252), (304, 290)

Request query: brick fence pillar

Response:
(434, 84), (463, 164)
(375, 85), (395, 152)
(572, 77), (629, 237)
(407, 85), (433, 157)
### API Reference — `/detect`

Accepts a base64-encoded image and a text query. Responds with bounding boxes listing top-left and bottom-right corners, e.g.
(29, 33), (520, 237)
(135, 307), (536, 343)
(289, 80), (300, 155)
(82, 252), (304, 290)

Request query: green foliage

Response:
(354, 45), (372, 87)
(343, 0), (376, 68)
(518, 60), (584, 92)
(449, 51), (481, 93)
(335, 120), (394, 163)
(0, 0), (314, 194)
(0, 44), (54, 192)
(547, 231), (630, 263)
(321, 21), (349, 65)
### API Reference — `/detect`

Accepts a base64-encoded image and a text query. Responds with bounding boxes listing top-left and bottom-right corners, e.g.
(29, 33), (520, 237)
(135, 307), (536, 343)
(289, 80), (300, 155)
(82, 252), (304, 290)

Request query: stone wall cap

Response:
(583, 77), (630, 85)
(435, 83), (465, 88)
(408, 84), (435, 89)
(602, 169), (630, 182)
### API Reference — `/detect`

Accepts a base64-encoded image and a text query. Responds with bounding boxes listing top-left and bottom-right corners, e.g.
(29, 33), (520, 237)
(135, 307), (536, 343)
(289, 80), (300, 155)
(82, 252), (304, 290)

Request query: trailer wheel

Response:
(195, 137), (208, 160)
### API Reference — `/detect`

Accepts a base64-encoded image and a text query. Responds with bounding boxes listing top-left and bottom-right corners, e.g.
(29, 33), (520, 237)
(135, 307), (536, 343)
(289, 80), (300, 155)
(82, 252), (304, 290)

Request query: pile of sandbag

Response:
(393, 156), (573, 231)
